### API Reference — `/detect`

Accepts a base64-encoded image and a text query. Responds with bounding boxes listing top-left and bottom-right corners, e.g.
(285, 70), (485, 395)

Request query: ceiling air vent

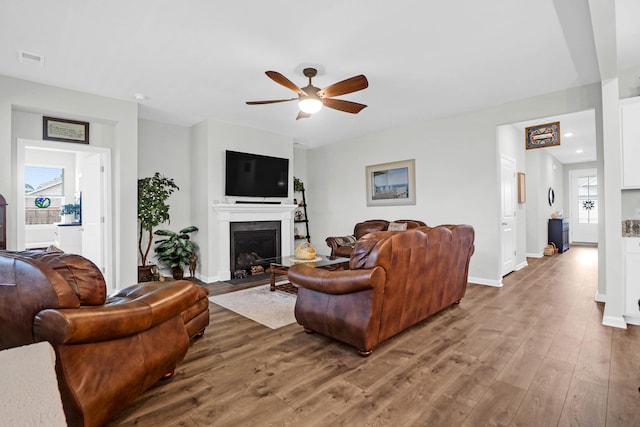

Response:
(18, 50), (44, 67)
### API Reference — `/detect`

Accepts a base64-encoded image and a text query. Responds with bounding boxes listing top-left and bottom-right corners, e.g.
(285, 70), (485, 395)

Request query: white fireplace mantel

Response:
(213, 203), (297, 280)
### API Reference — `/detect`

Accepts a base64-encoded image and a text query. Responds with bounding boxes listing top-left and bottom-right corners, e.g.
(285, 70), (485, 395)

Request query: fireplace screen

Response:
(230, 221), (281, 275)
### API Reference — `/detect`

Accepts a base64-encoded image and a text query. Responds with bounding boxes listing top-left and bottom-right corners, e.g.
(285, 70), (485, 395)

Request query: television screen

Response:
(225, 150), (289, 198)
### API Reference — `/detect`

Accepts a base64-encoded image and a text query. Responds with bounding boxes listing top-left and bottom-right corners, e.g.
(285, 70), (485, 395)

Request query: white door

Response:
(79, 153), (104, 272)
(569, 168), (598, 243)
(501, 155), (517, 276)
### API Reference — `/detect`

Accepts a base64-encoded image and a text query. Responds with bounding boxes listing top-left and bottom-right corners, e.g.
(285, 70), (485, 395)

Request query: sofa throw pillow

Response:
(388, 222), (408, 231)
(334, 235), (357, 247)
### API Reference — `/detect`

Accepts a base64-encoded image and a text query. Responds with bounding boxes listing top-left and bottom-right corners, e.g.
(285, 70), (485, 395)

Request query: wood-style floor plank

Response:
(107, 246), (640, 426)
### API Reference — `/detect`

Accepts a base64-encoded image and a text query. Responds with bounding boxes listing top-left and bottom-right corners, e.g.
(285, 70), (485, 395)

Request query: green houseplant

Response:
(138, 173), (179, 281)
(60, 203), (81, 223)
(154, 226), (198, 280)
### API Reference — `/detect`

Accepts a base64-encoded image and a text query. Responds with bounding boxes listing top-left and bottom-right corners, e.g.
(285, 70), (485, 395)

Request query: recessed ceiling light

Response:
(564, 132), (573, 137)
(133, 93), (148, 101)
(576, 149), (583, 154)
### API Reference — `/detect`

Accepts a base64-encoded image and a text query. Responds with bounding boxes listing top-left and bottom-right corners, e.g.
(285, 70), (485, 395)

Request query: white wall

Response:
(302, 83), (602, 285)
(137, 119), (192, 273)
(0, 75), (138, 287)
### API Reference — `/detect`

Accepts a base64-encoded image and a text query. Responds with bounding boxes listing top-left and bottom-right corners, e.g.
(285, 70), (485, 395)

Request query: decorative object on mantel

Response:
(43, 116), (89, 144)
(294, 241), (317, 260)
(137, 173), (179, 282)
(525, 121), (560, 150)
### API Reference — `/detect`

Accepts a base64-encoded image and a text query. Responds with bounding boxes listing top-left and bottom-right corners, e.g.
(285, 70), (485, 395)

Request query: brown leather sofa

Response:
(289, 225), (474, 356)
(325, 219), (426, 258)
(0, 250), (209, 426)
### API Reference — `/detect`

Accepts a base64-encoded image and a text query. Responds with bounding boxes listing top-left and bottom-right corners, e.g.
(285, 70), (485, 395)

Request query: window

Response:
(577, 175), (597, 224)
(25, 166), (64, 225)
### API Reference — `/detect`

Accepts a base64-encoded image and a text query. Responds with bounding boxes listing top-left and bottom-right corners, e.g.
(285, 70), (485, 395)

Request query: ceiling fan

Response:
(246, 68), (368, 120)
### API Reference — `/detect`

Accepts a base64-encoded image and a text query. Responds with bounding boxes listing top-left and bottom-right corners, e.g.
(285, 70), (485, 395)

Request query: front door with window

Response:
(570, 168), (598, 244)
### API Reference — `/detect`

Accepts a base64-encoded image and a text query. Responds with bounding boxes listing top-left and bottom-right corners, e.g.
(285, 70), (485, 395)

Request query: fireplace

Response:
(212, 203), (297, 281)
(230, 221), (281, 274)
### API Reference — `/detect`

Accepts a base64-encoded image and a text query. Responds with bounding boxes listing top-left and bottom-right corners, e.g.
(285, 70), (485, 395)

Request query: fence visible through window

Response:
(25, 166), (64, 225)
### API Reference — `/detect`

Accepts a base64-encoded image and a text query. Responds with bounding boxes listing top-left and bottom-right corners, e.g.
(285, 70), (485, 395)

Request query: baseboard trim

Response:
(602, 315), (627, 329)
(515, 261), (528, 271)
(526, 252), (544, 258)
(468, 276), (503, 287)
(624, 315), (640, 326)
(594, 291), (606, 303)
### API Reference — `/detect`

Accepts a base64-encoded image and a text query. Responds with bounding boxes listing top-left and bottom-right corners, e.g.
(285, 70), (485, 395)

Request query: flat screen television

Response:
(225, 150), (289, 198)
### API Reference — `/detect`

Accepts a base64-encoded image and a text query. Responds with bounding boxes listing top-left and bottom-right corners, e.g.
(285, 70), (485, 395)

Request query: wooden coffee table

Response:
(266, 255), (349, 292)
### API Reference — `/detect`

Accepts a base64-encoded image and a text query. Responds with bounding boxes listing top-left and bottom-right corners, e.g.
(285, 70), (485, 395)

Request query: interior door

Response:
(79, 153), (104, 273)
(501, 155), (516, 276)
(570, 168), (598, 243)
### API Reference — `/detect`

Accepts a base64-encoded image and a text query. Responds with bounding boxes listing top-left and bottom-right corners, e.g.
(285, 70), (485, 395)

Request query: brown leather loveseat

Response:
(325, 219), (426, 258)
(289, 225), (474, 356)
(0, 250), (209, 426)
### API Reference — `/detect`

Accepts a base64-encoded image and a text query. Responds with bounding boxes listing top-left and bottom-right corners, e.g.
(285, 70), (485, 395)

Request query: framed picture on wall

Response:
(517, 172), (526, 203)
(43, 116), (90, 144)
(366, 159), (416, 206)
(525, 121), (560, 150)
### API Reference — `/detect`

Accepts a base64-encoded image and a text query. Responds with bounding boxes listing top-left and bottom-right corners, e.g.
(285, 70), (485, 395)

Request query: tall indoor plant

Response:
(138, 172), (179, 281)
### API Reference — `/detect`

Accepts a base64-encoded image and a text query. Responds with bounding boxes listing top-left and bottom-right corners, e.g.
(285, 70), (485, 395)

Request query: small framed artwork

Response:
(517, 172), (526, 203)
(525, 121), (560, 150)
(366, 159), (416, 206)
(43, 116), (90, 144)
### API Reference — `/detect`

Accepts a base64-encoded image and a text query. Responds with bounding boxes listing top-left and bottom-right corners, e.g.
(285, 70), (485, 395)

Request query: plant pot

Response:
(172, 267), (184, 280)
(138, 265), (157, 282)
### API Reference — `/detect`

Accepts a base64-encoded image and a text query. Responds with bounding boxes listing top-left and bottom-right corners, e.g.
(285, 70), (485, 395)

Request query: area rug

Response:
(208, 284), (297, 329)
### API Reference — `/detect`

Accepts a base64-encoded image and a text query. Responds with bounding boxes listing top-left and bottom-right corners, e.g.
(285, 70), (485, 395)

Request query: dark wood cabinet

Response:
(548, 218), (569, 253)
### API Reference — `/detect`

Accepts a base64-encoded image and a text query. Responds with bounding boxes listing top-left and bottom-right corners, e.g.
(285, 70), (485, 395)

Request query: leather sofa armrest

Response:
(288, 264), (385, 295)
(34, 281), (198, 345)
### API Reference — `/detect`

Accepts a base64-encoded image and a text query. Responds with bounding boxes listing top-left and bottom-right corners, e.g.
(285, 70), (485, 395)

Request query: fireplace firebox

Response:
(230, 221), (281, 275)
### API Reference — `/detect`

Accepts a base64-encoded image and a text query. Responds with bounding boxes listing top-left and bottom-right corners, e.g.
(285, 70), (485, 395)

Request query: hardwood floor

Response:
(109, 246), (640, 426)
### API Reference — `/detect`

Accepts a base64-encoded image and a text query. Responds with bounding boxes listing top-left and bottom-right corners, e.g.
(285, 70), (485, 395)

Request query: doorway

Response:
(569, 168), (598, 244)
(16, 138), (113, 287)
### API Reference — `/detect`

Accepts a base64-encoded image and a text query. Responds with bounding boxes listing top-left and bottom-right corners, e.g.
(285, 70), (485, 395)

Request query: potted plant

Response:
(60, 203), (81, 223)
(154, 226), (198, 280)
(138, 173), (179, 281)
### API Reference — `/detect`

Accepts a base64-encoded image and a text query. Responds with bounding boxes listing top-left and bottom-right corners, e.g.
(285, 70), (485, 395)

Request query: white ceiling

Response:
(0, 1), (637, 149)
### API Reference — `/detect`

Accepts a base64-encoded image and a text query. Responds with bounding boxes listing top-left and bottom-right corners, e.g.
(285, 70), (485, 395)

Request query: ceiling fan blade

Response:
(322, 98), (367, 114)
(266, 71), (305, 94)
(246, 98), (298, 105)
(296, 111), (311, 120)
(318, 75), (368, 98)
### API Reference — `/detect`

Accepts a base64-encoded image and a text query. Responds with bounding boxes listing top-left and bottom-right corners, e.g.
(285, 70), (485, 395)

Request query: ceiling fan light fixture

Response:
(298, 97), (322, 114)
